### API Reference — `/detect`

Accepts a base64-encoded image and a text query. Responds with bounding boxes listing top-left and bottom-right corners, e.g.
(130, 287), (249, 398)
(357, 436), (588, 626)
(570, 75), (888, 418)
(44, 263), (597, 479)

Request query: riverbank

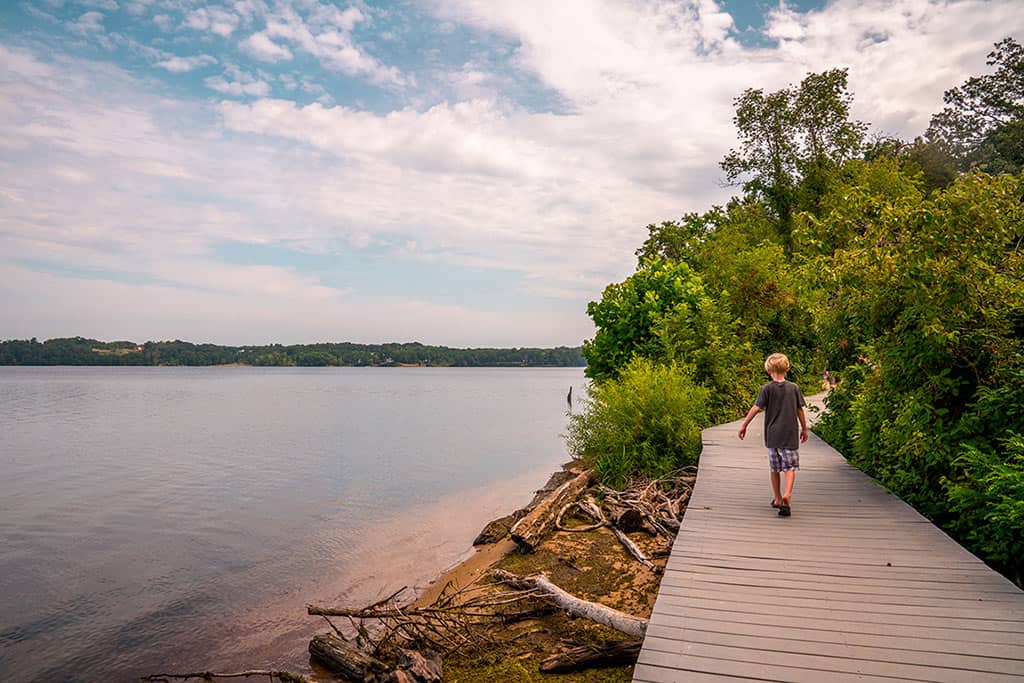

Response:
(394, 464), (678, 682)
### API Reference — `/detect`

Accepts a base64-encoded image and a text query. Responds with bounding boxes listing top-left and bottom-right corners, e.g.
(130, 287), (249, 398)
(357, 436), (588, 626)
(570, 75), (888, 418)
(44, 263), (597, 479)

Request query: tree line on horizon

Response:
(0, 336), (586, 368)
(569, 38), (1023, 584)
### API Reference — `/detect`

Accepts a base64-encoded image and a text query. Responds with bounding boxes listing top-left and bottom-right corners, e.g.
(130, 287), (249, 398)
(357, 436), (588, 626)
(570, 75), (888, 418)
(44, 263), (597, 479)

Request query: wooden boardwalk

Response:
(634, 401), (1024, 682)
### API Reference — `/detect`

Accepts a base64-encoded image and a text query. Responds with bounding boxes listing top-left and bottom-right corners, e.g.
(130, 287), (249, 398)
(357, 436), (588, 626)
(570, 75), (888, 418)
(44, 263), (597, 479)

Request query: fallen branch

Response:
(539, 640), (642, 673)
(610, 527), (660, 574)
(491, 569), (647, 638)
(141, 671), (309, 682)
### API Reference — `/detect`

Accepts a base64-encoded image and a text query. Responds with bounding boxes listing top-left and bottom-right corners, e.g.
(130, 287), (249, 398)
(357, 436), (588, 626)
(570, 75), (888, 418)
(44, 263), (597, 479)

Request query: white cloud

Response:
(67, 10), (105, 35)
(79, 0), (119, 9)
(152, 13), (173, 31)
(240, 31), (294, 62)
(184, 6), (241, 37)
(260, 3), (406, 85)
(155, 54), (217, 72)
(125, 0), (154, 16)
(205, 73), (270, 96)
(232, 0), (268, 25)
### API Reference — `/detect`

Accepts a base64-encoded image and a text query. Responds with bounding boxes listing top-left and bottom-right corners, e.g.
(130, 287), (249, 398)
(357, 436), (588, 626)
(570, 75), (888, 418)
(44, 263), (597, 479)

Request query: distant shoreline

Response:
(0, 336), (587, 368)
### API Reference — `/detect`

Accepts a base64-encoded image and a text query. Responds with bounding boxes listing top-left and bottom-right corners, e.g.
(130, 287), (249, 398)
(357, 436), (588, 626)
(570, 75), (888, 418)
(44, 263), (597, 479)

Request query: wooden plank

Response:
(658, 568), (1024, 602)
(673, 551), (999, 576)
(647, 604), (1024, 646)
(639, 638), (1024, 682)
(655, 584), (1024, 621)
(654, 593), (1021, 632)
(655, 580), (1024, 612)
(643, 617), (1024, 661)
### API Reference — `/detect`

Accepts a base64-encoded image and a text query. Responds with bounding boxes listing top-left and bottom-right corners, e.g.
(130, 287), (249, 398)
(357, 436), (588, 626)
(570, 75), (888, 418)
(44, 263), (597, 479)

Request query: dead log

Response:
(510, 469), (595, 552)
(308, 634), (387, 681)
(539, 640), (642, 673)
(491, 569), (647, 638)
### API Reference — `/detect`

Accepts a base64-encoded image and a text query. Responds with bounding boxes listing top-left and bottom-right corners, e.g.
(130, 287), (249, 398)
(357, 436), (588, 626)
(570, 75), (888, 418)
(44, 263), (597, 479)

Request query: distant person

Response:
(736, 353), (808, 517)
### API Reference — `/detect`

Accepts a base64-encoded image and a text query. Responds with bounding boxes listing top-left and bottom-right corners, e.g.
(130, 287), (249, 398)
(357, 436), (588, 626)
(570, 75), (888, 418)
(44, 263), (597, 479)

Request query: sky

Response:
(0, 0), (1021, 348)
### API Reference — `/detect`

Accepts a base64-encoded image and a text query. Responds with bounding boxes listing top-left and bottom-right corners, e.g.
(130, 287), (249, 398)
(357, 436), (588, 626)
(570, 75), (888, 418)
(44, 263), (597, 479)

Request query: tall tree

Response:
(927, 37), (1024, 174)
(720, 69), (866, 252)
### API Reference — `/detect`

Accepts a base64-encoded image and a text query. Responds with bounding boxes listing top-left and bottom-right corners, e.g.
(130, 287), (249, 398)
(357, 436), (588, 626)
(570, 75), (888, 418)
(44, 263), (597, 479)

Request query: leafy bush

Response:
(582, 258), (708, 381)
(944, 435), (1024, 581)
(566, 358), (710, 488)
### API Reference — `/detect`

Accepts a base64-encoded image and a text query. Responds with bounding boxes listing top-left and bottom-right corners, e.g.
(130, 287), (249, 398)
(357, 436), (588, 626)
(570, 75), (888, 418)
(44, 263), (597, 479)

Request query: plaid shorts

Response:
(768, 448), (800, 473)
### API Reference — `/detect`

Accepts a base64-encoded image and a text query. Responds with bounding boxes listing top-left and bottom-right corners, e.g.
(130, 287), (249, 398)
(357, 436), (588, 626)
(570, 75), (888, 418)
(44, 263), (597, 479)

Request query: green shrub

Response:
(944, 434), (1024, 581)
(566, 358), (710, 488)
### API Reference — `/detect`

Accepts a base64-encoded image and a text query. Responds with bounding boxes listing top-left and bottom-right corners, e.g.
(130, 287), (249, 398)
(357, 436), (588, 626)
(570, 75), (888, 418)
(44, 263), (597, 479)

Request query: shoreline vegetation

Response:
(0, 337), (585, 368)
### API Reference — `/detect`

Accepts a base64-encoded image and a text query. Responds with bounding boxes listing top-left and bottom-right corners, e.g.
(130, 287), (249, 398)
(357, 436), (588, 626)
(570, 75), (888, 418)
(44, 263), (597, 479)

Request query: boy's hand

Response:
(800, 427), (809, 443)
(737, 425), (746, 440)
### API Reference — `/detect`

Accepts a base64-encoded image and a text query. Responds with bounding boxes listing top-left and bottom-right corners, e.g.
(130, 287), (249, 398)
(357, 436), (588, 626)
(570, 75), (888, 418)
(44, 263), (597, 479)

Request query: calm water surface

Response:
(0, 366), (586, 682)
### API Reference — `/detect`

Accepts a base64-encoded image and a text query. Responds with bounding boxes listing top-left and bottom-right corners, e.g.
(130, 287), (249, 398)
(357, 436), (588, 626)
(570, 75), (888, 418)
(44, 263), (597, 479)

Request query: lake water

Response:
(0, 366), (587, 682)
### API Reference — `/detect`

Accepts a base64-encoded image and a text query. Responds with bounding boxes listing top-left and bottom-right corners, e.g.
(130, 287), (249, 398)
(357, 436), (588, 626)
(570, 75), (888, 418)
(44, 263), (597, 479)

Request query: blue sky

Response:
(1, 1), (1020, 346)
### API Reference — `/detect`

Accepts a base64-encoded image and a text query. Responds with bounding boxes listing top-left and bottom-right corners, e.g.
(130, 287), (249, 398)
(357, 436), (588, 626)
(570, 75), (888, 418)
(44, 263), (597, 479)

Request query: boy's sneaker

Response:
(778, 496), (791, 516)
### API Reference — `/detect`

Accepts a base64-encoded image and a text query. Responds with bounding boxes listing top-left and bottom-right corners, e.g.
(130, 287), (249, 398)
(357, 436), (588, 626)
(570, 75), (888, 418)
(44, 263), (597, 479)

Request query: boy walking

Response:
(737, 353), (808, 517)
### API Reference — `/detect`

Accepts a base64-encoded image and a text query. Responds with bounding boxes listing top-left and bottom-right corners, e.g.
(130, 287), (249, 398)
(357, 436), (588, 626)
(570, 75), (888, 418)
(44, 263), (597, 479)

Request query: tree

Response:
(581, 258), (708, 381)
(721, 69), (866, 252)
(927, 37), (1024, 174)
(634, 208), (724, 266)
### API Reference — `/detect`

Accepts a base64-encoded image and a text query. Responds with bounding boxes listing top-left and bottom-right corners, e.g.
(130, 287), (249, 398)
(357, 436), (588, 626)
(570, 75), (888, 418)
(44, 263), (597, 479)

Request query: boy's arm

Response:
(798, 407), (808, 443)
(737, 405), (761, 440)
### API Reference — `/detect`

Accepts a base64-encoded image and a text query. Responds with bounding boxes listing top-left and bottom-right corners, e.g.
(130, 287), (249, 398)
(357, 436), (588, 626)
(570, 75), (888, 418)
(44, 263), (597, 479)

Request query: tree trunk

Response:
(308, 634), (386, 681)
(509, 469), (595, 552)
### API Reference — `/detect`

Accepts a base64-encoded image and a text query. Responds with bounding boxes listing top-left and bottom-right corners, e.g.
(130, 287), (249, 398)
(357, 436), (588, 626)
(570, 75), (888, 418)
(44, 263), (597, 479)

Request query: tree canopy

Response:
(720, 68), (866, 251)
(927, 37), (1024, 174)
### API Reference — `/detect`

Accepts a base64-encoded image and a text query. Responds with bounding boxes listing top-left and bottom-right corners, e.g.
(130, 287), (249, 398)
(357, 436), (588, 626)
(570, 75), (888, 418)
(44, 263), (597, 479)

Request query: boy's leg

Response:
(782, 469), (796, 504)
(770, 471), (782, 505)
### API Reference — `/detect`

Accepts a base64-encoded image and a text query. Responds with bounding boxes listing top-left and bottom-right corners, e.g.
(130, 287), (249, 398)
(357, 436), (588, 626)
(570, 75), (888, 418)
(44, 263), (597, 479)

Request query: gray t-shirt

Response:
(755, 380), (806, 450)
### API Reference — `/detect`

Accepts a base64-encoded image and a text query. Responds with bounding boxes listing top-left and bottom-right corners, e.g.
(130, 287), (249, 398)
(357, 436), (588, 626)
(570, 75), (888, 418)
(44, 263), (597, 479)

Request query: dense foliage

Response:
(0, 337), (585, 368)
(572, 39), (1024, 584)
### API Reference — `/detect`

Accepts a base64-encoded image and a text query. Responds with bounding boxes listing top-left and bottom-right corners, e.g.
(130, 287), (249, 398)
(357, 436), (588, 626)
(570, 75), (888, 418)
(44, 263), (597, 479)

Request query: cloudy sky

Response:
(0, 0), (1020, 347)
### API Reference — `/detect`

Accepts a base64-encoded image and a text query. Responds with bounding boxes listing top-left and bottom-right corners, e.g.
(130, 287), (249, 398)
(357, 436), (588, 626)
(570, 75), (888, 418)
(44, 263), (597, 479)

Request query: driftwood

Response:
(141, 672), (309, 682)
(539, 640), (642, 673)
(554, 499), (604, 532)
(380, 649), (442, 683)
(610, 527), (659, 573)
(308, 576), (551, 659)
(599, 468), (695, 540)
(510, 469), (596, 551)
(309, 634), (387, 680)
(491, 569), (648, 638)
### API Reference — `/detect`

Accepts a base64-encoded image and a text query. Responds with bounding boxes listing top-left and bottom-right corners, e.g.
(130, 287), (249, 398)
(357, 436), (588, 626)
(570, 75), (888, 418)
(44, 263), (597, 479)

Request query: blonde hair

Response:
(764, 353), (791, 374)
